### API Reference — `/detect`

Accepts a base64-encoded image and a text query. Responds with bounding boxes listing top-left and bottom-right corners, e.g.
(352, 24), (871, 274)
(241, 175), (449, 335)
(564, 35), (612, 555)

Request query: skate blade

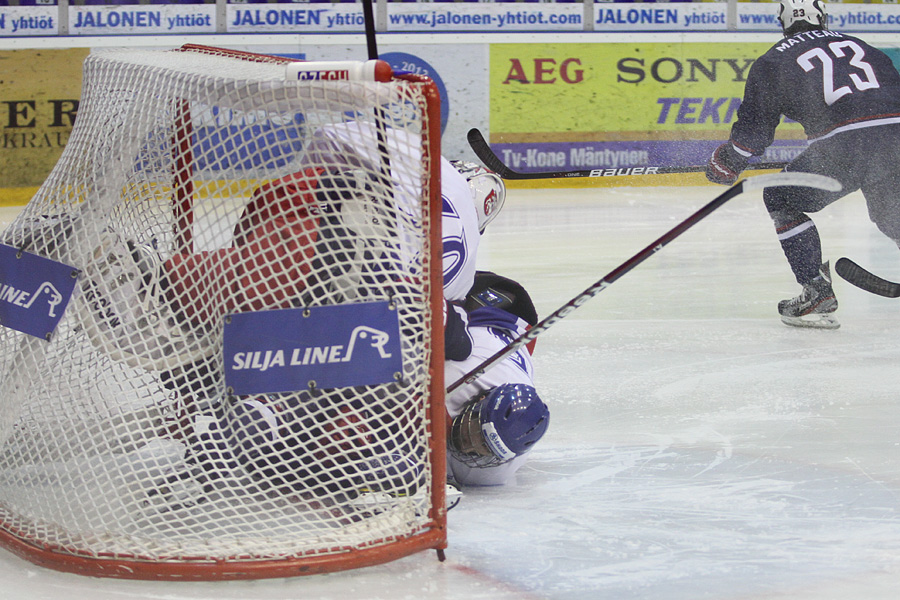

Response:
(780, 313), (840, 330)
(349, 484), (462, 515)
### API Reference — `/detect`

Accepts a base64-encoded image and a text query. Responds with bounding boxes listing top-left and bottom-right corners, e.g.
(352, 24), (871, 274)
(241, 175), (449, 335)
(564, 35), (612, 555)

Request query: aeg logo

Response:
(502, 58), (584, 84)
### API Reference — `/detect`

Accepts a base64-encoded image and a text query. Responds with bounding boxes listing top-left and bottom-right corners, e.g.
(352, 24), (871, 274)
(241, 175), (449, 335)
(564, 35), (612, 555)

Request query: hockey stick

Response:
(467, 128), (788, 180)
(361, 0), (393, 189)
(361, 0), (378, 61)
(834, 257), (900, 298)
(446, 171), (841, 393)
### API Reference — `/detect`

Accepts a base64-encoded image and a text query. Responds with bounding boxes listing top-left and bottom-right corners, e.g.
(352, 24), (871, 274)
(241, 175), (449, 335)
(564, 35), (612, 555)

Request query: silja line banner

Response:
(223, 301), (403, 396)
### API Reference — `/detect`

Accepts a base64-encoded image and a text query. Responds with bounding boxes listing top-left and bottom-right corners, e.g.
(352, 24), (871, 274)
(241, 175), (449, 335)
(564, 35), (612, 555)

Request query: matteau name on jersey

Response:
(775, 29), (843, 52)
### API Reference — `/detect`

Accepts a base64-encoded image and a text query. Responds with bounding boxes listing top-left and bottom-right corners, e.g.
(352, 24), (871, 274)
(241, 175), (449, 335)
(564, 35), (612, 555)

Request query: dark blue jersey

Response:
(731, 30), (900, 155)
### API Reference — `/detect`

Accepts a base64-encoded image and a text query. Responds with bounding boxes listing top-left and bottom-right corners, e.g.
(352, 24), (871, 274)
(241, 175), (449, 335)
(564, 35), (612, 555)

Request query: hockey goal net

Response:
(0, 45), (445, 580)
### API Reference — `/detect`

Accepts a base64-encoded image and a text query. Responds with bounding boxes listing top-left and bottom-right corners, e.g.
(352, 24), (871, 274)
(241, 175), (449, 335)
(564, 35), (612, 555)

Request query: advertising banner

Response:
(738, 3), (900, 33)
(7, 3), (900, 37)
(594, 3), (727, 32)
(69, 4), (215, 36)
(387, 2), (583, 33)
(386, 3), (900, 34)
(0, 244), (77, 341)
(488, 41), (809, 173)
(0, 5), (57, 37)
(227, 3), (364, 33)
(223, 302), (403, 395)
(0, 48), (88, 190)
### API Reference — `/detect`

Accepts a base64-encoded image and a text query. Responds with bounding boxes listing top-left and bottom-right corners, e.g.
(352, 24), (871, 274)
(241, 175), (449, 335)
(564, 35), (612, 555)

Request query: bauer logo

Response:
(223, 301), (403, 395)
(0, 244), (78, 340)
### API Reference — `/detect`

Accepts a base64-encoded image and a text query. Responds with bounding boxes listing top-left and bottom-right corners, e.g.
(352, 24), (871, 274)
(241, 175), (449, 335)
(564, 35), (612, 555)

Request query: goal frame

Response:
(0, 44), (448, 581)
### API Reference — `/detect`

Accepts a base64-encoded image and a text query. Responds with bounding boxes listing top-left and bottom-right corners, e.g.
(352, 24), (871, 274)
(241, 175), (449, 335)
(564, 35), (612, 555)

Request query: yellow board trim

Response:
(0, 180), (263, 209)
(0, 188), (39, 206)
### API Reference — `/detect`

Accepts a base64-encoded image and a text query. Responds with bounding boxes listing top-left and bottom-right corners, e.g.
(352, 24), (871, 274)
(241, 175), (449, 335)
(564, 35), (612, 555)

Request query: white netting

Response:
(0, 46), (442, 578)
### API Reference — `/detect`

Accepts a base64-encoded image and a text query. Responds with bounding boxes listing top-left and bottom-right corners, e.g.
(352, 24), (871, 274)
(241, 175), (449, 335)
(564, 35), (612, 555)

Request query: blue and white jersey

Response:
(445, 306), (534, 416)
(445, 306), (536, 486)
(303, 121), (480, 303)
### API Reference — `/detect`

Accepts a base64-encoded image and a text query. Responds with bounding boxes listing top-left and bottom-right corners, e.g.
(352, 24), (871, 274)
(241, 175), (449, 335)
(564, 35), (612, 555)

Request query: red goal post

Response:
(0, 44), (446, 580)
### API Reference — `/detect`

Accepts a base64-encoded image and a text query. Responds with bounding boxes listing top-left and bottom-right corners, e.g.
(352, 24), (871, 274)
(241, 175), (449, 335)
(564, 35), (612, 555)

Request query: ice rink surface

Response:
(3, 178), (900, 599)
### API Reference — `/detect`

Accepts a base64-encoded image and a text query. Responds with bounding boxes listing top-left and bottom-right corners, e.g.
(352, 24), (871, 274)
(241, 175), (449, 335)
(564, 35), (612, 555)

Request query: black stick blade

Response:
(466, 128), (517, 178)
(835, 257), (900, 298)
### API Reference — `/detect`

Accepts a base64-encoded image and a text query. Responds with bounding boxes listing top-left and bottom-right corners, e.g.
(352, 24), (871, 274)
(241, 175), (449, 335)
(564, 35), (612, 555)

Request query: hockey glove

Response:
(706, 142), (748, 186)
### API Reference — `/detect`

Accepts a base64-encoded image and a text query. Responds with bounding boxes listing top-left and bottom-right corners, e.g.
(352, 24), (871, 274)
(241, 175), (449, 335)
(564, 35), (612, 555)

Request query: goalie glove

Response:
(705, 142), (749, 186)
(77, 232), (216, 371)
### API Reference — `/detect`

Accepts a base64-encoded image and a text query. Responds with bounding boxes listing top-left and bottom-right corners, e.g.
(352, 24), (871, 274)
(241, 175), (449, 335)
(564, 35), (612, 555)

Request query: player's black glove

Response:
(706, 142), (748, 186)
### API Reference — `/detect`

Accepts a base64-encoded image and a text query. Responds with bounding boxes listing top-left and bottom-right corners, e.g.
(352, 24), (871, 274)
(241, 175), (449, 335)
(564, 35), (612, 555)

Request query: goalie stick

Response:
(834, 257), (900, 298)
(446, 171), (841, 393)
(467, 128), (788, 180)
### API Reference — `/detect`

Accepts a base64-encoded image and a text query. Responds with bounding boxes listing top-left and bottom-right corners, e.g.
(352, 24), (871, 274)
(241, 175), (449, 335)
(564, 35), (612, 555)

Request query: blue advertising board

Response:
(223, 300), (403, 395)
(0, 243), (77, 340)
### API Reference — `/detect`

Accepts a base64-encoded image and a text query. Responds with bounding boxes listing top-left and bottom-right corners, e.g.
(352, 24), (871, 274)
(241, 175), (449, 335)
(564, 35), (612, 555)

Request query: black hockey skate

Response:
(778, 261), (840, 330)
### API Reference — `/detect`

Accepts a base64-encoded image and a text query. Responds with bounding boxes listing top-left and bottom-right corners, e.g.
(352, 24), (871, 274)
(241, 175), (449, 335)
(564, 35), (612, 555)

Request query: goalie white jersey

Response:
(303, 121), (481, 302)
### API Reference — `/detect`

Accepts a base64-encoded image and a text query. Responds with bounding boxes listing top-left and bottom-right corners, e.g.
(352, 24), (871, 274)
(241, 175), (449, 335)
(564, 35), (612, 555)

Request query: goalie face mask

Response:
(450, 160), (506, 233)
(449, 383), (549, 468)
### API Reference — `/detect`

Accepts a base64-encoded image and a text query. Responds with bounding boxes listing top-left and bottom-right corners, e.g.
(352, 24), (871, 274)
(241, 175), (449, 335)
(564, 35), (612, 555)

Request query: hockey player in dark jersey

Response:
(706, 0), (900, 329)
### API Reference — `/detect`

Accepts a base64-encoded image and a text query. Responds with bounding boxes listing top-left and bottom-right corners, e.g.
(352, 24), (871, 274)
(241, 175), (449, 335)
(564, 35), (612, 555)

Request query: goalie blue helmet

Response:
(778, 0), (827, 36)
(450, 383), (549, 468)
